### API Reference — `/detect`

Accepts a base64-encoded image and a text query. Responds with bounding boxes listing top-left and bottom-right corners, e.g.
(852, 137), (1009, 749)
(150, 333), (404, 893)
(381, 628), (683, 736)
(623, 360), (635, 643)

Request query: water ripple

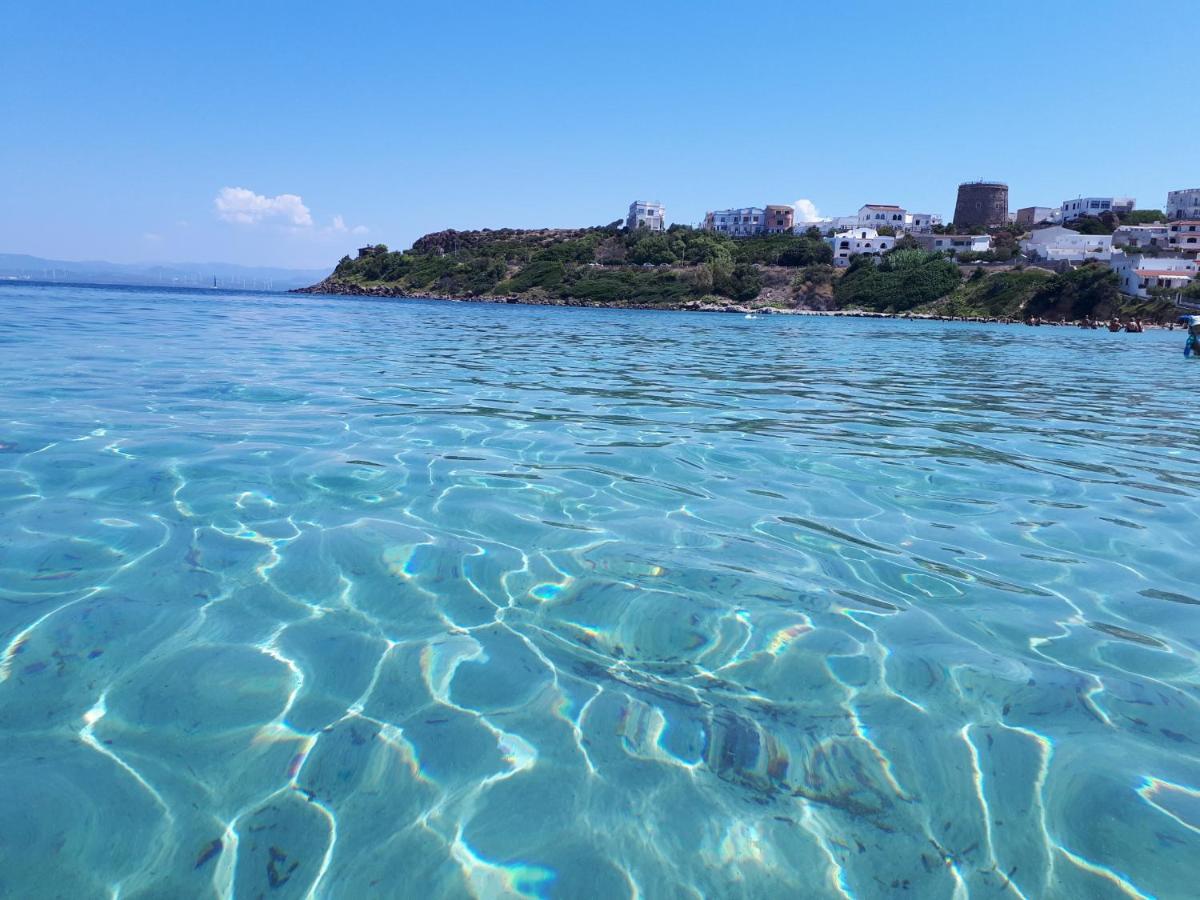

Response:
(1, 283), (1198, 898)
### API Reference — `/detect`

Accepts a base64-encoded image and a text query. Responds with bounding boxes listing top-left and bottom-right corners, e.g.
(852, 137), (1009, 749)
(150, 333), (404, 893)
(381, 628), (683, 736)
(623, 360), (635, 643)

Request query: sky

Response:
(2, 1), (1196, 270)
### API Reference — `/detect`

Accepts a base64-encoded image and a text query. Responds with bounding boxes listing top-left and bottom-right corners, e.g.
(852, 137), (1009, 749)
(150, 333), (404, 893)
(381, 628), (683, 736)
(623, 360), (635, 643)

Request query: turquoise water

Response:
(2, 283), (1199, 899)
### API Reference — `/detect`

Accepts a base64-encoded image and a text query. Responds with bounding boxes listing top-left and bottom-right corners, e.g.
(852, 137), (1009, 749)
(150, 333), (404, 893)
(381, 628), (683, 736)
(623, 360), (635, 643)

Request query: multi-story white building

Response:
(913, 234), (992, 255)
(1167, 189), (1200, 221)
(1168, 221), (1200, 253)
(704, 207), (765, 237)
(857, 204), (907, 230)
(626, 201), (666, 232)
(828, 227), (896, 266)
(1060, 196), (1135, 222)
(1112, 224), (1169, 250)
(1020, 226), (1113, 261)
(1110, 252), (1197, 299)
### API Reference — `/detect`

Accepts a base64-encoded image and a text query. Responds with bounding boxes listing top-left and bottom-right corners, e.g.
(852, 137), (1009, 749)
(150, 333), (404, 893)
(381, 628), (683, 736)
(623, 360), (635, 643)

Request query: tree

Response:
(834, 250), (961, 312)
(713, 262), (761, 301)
(627, 233), (677, 265)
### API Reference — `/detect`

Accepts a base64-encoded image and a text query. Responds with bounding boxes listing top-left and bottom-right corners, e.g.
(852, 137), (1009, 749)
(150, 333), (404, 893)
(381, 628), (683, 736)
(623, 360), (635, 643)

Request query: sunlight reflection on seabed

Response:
(0, 285), (1197, 898)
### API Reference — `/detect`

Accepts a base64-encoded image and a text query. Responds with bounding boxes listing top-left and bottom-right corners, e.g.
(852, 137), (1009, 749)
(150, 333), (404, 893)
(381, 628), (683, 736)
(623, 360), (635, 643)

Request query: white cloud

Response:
(792, 199), (822, 223)
(328, 214), (369, 236)
(142, 232), (163, 242)
(214, 186), (313, 226)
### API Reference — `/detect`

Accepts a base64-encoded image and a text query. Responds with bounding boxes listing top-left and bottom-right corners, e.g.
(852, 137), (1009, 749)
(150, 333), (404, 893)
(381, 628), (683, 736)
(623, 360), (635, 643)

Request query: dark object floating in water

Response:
(835, 589), (901, 612)
(1139, 588), (1200, 607)
(194, 839), (222, 869)
(1088, 621), (1166, 649)
(345, 459), (385, 467)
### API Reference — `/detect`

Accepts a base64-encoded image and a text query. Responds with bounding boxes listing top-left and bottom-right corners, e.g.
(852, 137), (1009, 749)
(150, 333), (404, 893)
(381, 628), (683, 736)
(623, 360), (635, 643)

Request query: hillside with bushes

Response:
(298, 223), (1184, 322)
(302, 223), (832, 308)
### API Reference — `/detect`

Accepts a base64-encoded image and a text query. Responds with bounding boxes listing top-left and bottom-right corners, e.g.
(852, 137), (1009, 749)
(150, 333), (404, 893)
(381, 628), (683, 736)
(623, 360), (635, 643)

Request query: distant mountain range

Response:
(0, 253), (327, 292)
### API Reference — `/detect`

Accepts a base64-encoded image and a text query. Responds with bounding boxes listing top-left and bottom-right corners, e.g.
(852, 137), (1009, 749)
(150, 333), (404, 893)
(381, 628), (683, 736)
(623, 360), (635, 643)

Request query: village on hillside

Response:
(626, 185), (1200, 309)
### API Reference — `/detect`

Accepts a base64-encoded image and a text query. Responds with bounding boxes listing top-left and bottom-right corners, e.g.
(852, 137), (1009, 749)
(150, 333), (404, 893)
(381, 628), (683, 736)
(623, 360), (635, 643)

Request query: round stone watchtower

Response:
(953, 181), (1009, 229)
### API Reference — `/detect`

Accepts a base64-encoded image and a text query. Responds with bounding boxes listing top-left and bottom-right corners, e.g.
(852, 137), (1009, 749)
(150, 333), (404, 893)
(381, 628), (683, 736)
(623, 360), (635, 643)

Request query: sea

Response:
(1, 282), (1198, 899)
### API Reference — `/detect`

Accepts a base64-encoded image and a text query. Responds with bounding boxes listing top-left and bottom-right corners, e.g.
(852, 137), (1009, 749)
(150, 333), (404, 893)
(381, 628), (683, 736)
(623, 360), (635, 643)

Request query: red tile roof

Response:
(1134, 269), (1194, 278)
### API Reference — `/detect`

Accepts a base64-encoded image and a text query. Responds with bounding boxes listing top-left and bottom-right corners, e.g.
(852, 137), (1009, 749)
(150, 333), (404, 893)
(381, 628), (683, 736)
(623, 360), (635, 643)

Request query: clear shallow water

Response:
(2, 282), (1199, 899)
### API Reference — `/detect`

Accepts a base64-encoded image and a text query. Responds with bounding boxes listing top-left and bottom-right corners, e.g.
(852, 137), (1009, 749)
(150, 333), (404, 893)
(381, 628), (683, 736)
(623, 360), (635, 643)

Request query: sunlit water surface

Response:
(2, 283), (1199, 899)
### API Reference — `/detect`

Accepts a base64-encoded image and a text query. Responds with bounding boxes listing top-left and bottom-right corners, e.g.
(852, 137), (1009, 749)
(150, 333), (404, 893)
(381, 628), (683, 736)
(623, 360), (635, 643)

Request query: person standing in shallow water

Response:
(1185, 318), (1200, 356)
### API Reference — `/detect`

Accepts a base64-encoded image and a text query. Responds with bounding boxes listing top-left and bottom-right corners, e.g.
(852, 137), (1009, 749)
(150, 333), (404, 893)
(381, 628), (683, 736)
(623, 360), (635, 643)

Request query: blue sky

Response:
(2, 1), (1195, 269)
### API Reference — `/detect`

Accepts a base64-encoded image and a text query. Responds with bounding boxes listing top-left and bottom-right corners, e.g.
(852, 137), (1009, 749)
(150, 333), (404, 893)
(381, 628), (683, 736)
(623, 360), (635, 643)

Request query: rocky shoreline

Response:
(291, 278), (1180, 328)
(292, 277), (799, 314)
(291, 278), (916, 318)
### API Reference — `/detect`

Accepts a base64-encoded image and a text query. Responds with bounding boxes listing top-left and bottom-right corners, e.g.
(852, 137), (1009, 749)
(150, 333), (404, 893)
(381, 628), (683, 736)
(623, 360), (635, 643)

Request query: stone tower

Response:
(953, 182), (1009, 229)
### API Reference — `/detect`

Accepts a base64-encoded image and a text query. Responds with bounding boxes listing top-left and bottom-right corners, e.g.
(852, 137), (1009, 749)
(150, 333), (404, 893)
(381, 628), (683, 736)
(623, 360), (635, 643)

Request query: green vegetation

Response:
(1065, 213), (1120, 235)
(327, 224), (832, 306)
(1025, 263), (1122, 320)
(1119, 209), (1167, 226)
(318, 220), (1186, 321)
(915, 268), (1052, 318)
(833, 249), (962, 312)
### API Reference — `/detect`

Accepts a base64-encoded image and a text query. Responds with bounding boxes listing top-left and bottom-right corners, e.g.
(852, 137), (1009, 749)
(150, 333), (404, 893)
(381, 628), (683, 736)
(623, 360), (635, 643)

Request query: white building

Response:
(1112, 224), (1169, 250)
(829, 227), (896, 266)
(1016, 206), (1060, 227)
(914, 233), (992, 255)
(1110, 252), (1197, 299)
(704, 207), (765, 237)
(857, 204), (907, 230)
(1020, 226), (1113, 262)
(626, 201), (665, 232)
(904, 212), (941, 233)
(793, 218), (832, 234)
(1167, 189), (1200, 221)
(1060, 196), (1135, 222)
(795, 215), (858, 235)
(1168, 221), (1200, 253)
